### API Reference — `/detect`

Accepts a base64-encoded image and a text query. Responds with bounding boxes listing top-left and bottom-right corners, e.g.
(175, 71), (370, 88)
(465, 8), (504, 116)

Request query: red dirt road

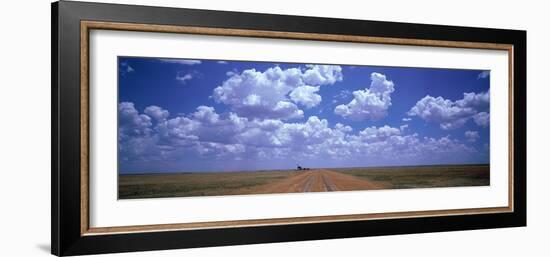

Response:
(249, 169), (389, 194)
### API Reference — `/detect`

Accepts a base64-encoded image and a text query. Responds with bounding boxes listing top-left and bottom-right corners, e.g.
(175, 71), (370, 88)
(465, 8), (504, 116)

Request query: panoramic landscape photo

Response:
(118, 57), (490, 199)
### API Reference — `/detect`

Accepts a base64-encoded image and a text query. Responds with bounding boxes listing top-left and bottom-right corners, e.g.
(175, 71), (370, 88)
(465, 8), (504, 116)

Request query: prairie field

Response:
(334, 164), (490, 189)
(119, 164), (489, 199)
(118, 170), (300, 199)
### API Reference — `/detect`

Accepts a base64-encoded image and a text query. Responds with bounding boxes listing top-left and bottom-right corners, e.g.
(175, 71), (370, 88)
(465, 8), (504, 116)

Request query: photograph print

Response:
(118, 57), (490, 199)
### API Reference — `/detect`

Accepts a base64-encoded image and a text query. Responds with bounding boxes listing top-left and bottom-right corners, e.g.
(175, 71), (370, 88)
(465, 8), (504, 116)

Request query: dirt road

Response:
(249, 169), (389, 194)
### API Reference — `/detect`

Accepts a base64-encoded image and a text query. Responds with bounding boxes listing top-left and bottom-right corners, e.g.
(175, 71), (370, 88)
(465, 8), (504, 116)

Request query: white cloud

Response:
(352, 125), (401, 143)
(456, 91), (490, 109)
(335, 123), (353, 133)
(118, 102), (159, 161)
(212, 65), (342, 119)
(154, 106), (247, 147)
(289, 85), (322, 108)
(407, 95), (473, 130)
(478, 70), (490, 79)
(334, 72), (395, 121)
(302, 64), (343, 85)
(176, 73), (193, 83)
(118, 102), (152, 138)
(155, 116), (200, 146)
(274, 116), (336, 147)
(465, 130), (480, 142)
(192, 106), (220, 124)
(120, 101), (479, 166)
(330, 126), (476, 163)
(144, 105), (169, 122)
(195, 142), (246, 158)
(473, 112), (490, 127)
(217, 61), (228, 64)
(402, 117), (412, 122)
(176, 71), (201, 84)
(160, 59), (202, 65)
(407, 91), (489, 130)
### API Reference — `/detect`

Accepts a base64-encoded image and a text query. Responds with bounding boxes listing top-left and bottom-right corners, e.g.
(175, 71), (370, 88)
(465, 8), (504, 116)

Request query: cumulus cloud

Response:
(353, 125), (401, 143)
(119, 102), (477, 166)
(192, 106), (220, 124)
(473, 112), (490, 127)
(155, 116), (200, 146)
(118, 102), (152, 138)
(144, 105), (169, 122)
(212, 65), (342, 119)
(407, 95), (474, 130)
(407, 90), (489, 130)
(302, 65), (343, 85)
(289, 86), (322, 108)
(456, 91), (490, 109)
(159, 59), (202, 65)
(274, 116), (336, 147)
(465, 130), (480, 142)
(118, 102), (158, 161)
(402, 117), (412, 122)
(334, 72), (395, 121)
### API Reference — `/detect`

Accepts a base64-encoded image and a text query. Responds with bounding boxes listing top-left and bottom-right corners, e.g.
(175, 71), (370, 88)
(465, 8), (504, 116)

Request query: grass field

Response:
(119, 170), (300, 199)
(119, 164), (489, 199)
(334, 164), (490, 189)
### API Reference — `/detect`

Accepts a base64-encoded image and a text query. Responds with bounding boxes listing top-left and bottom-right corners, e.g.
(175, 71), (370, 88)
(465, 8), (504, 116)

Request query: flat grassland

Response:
(119, 164), (489, 199)
(119, 170), (300, 199)
(334, 164), (489, 189)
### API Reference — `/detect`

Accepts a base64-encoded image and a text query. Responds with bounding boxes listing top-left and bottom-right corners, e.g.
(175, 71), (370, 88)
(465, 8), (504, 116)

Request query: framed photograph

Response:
(52, 1), (526, 256)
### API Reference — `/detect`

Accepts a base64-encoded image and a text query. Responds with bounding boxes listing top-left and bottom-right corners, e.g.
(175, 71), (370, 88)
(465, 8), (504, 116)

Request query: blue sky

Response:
(118, 57), (490, 173)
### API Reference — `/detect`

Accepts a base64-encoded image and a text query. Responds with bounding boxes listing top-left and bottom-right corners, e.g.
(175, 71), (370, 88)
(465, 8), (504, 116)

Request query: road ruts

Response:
(249, 169), (389, 194)
(321, 173), (338, 191)
(302, 174), (317, 192)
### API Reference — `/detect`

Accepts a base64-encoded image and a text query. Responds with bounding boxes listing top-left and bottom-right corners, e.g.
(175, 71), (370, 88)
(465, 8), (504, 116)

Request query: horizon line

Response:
(119, 163), (490, 176)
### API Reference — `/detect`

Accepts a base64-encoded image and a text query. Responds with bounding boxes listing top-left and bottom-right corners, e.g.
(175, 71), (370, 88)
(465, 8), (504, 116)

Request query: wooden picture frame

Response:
(52, 1), (526, 256)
